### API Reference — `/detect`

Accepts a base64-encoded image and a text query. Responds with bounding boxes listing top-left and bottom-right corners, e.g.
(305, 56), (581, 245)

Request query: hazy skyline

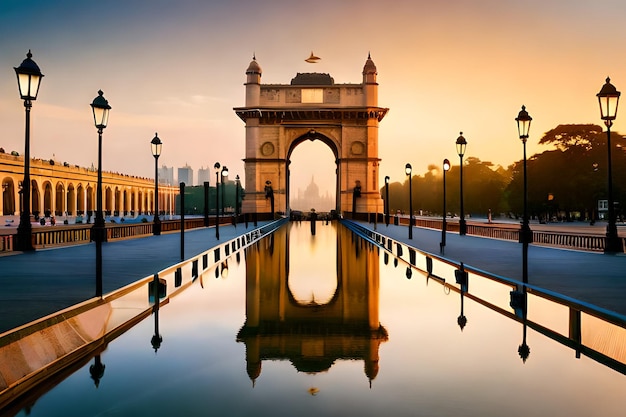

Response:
(2, 0), (626, 196)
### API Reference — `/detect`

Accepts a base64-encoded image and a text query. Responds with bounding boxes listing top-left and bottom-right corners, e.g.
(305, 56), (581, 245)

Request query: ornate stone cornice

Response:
(234, 107), (389, 123)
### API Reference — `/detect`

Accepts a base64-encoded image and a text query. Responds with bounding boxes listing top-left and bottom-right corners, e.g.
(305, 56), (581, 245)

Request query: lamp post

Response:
(151, 133), (162, 235)
(221, 165), (229, 218)
(203, 181), (210, 227)
(405, 163), (413, 239)
(214, 162), (221, 240)
(597, 77), (623, 253)
(441, 159), (450, 253)
(384, 175), (390, 227)
(91, 90), (111, 297)
(516, 105), (532, 284)
(14, 50), (44, 252)
(456, 132), (467, 235)
(235, 174), (240, 220)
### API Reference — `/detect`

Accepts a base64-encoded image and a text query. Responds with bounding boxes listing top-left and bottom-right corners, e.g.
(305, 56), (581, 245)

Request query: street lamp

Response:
(14, 50), (44, 252)
(456, 132), (467, 235)
(235, 174), (240, 219)
(384, 175), (390, 227)
(221, 165), (229, 217)
(405, 163), (413, 239)
(597, 77), (623, 253)
(203, 181), (210, 227)
(441, 159), (450, 253)
(516, 105), (532, 284)
(151, 133), (162, 235)
(214, 162), (221, 239)
(91, 90), (111, 297)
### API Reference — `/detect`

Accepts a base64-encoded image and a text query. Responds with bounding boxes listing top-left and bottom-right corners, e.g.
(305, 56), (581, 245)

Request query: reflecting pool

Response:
(11, 222), (626, 416)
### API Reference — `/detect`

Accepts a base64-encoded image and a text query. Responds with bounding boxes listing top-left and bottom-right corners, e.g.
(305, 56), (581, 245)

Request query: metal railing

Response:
(341, 218), (626, 375)
(350, 212), (622, 253)
(1, 217), (236, 252)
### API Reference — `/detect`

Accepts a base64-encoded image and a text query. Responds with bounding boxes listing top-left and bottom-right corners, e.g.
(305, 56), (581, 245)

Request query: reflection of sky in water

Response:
(288, 222), (338, 304)
(14, 223), (626, 417)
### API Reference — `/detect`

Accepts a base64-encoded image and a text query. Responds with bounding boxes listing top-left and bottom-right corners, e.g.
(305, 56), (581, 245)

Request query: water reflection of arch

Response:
(237, 222), (387, 385)
(285, 221), (341, 308)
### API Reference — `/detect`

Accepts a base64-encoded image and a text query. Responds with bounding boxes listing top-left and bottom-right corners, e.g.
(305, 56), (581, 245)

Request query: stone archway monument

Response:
(234, 54), (388, 216)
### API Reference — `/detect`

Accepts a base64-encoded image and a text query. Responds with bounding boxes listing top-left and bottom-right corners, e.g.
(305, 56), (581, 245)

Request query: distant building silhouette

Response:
(158, 165), (174, 185)
(291, 176), (333, 212)
(197, 166), (210, 186)
(177, 164), (193, 186)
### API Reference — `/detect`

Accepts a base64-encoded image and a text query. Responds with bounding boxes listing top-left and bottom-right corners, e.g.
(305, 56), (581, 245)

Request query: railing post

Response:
(569, 307), (582, 358)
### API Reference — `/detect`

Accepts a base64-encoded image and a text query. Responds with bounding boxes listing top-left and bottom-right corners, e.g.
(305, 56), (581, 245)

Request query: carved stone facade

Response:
(234, 54), (388, 215)
(0, 152), (178, 219)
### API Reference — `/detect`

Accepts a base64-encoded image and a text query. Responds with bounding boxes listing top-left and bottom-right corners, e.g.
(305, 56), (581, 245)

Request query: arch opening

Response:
(287, 133), (338, 214)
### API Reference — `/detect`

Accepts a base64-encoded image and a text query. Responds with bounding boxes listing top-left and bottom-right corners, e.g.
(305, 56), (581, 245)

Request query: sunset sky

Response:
(2, 0), (626, 196)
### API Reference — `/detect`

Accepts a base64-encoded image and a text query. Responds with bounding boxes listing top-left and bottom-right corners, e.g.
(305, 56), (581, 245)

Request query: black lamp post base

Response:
(15, 226), (34, 251)
(459, 219), (467, 235)
(91, 225), (107, 243)
(604, 234), (623, 254)
(153, 219), (161, 236)
(519, 224), (533, 244)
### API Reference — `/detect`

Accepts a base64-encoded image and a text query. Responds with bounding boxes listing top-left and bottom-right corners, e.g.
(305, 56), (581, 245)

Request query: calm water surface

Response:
(15, 222), (626, 416)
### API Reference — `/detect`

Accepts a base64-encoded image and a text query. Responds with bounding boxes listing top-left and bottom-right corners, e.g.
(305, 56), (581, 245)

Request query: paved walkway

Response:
(1, 219), (625, 334)
(0, 223), (268, 334)
(356, 220), (626, 317)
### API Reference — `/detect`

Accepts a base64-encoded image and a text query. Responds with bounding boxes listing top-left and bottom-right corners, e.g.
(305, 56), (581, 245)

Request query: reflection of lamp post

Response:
(14, 50), (43, 252)
(518, 287), (530, 363)
(214, 162), (221, 239)
(516, 105), (532, 284)
(455, 262), (468, 331)
(458, 290), (467, 331)
(456, 132), (467, 235)
(405, 163), (413, 239)
(597, 77), (623, 253)
(151, 133), (162, 235)
(91, 90), (111, 297)
(151, 307), (162, 352)
(89, 355), (106, 388)
(151, 274), (162, 353)
(441, 159), (450, 253)
(384, 176), (390, 227)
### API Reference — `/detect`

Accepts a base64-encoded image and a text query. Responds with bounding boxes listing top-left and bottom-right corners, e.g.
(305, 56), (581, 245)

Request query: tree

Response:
(381, 157), (508, 217)
(539, 124), (604, 152)
(507, 123), (626, 221)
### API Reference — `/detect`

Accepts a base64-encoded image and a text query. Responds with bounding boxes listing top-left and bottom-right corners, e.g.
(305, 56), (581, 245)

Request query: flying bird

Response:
(305, 51), (321, 63)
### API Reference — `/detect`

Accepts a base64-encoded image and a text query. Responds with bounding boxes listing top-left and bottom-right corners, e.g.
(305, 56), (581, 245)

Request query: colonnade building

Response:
(0, 151), (178, 219)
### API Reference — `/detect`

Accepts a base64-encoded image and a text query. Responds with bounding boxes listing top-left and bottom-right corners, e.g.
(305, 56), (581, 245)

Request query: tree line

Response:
(381, 124), (626, 222)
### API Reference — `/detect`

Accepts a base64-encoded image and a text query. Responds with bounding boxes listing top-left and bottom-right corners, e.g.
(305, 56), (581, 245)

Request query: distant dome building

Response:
(291, 176), (333, 212)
